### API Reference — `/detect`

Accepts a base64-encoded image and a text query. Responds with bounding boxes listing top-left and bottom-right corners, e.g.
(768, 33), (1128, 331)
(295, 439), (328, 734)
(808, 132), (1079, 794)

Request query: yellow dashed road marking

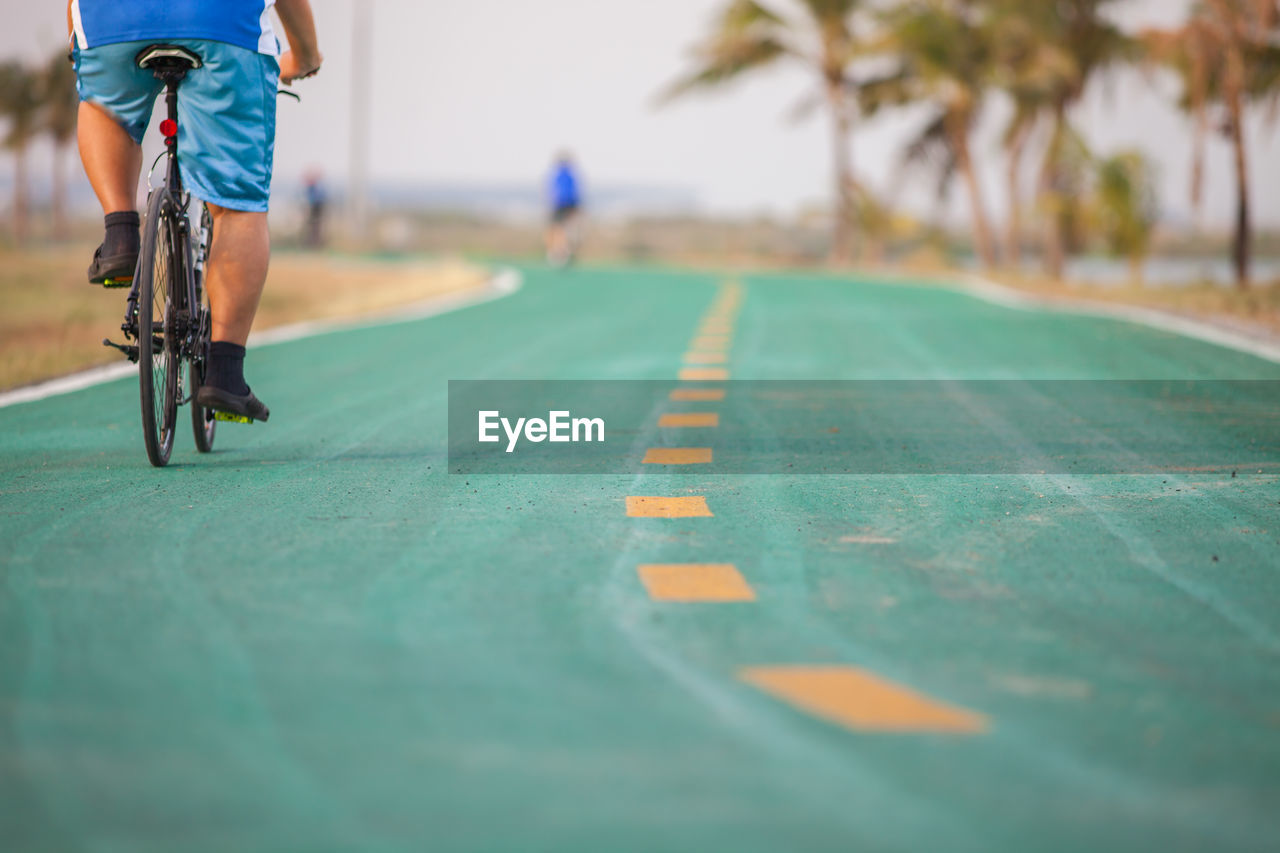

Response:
(839, 535), (899, 544)
(739, 665), (988, 734)
(684, 352), (729, 365)
(658, 412), (720, 428)
(626, 496), (713, 518)
(678, 367), (729, 381)
(643, 447), (713, 465)
(637, 563), (756, 602)
(691, 335), (731, 351)
(670, 388), (726, 402)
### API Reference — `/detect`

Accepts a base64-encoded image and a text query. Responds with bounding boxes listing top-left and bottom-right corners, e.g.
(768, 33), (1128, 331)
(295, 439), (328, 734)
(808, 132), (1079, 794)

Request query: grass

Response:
(0, 244), (488, 391)
(5, 236), (1275, 391)
(986, 271), (1280, 339)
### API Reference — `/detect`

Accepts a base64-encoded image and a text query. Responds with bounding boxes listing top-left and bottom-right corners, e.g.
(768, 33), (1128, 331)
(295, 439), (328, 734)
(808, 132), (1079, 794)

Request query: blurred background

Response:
(2, 0), (1279, 386)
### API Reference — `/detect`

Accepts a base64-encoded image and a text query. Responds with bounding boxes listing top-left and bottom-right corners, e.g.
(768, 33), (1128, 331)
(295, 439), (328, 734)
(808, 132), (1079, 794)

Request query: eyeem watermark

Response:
(478, 410), (605, 453)
(449, 380), (1280, 474)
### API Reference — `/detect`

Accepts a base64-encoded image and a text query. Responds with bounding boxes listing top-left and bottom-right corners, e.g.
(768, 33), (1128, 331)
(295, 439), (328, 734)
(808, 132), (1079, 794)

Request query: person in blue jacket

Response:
(546, 152), (582, 266)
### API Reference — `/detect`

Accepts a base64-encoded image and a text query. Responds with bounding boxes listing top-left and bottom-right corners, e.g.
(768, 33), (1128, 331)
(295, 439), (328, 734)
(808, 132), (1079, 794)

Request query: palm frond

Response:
(656, 36), (792, 104)
(1001, 97), (1040, 148)
(0, 61), (44, 150)
(795, 0), (860, 25)
(656, 0), (797, 105)
(785, 88), (826, 124)
(719, 0), (789, 33)
(898, 112), (957, 199)
(858, 68), (917, 115)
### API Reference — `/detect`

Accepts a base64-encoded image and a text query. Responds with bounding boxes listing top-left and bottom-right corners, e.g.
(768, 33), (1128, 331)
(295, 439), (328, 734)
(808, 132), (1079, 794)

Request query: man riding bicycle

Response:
(68, 0), (322, 422)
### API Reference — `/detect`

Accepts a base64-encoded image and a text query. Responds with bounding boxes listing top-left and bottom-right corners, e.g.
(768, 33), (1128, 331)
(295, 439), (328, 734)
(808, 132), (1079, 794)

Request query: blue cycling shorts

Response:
(74, 38), (280, 212)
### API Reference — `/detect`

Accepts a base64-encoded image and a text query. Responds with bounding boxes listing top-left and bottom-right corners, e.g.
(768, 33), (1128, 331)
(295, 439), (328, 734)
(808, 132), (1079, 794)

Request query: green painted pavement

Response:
(2, 265), (1279, 852)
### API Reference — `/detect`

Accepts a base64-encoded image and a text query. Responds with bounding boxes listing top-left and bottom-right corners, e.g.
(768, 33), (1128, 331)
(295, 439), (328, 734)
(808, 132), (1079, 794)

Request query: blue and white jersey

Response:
(71, 0), (280, 56)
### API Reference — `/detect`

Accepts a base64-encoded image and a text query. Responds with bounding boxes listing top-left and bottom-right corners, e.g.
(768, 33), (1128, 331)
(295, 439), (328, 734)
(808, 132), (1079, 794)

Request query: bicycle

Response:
(102, 45), (238, 467)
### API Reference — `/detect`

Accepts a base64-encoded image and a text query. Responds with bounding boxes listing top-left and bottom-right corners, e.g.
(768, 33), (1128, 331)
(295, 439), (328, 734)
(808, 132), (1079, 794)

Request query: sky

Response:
(9, 0), (1280, 228)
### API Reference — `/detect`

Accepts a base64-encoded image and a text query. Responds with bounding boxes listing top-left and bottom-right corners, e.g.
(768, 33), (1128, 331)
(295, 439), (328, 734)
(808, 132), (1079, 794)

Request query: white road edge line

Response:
(0, 266), (523, 410)
(957, 273), (1280, 365)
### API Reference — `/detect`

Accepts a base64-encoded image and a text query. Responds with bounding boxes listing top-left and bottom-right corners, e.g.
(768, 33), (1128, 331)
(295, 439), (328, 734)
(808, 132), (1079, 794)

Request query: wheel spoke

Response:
(151, 215), (170, 437)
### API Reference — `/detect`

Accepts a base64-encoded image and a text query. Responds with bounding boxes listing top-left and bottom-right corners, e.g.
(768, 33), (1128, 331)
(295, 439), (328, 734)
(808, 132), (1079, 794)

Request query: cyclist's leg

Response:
(73, 42), (161, 284)
(564, 208), (581, 253)
(199, 206), (268, 417)
(204, 205), (269, 348)
(77, 101), (141, 214)
(174, 40), (278, 420)
(547, 207), (568, 261)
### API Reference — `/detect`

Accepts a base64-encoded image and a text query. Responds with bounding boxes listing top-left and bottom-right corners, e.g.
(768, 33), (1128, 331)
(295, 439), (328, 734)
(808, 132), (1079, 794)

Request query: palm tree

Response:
(984, 2), (1074, 268)
(1000, 1), (1132, 280)
(0, 61), (43, 245)
(1093, 150), (1159, 284)
(1146, 1), (1280, 289)
(660, 0), (867, 264)
(862, 0), (999, 270)
(1143, 18), (1214, 232)
(996, 104), (1035, 268)
(43, 51), (80, 239)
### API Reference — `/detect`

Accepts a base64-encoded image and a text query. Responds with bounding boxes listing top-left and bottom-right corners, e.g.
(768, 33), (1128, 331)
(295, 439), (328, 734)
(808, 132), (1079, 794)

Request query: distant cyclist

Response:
(546, 152), (582, 267)
(69, 0), (322, 422)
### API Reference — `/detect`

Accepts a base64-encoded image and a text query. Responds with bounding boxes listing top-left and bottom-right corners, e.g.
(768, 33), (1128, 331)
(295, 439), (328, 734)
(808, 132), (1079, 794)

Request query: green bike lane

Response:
(2, 265), (1278, 851)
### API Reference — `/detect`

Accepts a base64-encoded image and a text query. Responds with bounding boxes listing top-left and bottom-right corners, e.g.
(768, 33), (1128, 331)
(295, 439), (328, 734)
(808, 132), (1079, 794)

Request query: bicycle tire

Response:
(137, 190), (180, 467)
(190, 205), (216, 452)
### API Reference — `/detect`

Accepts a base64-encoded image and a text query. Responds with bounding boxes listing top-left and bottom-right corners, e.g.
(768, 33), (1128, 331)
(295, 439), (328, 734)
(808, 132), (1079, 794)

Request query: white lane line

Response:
(0, 362), (137, 409)
(958, 274), (1280, 365)
(251, 268), (521, 347)
(0, 268), (523, 409)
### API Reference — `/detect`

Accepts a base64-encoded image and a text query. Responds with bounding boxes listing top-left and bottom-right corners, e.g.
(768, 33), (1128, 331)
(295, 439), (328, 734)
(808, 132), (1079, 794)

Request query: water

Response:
(1062, 255), (1280, 288)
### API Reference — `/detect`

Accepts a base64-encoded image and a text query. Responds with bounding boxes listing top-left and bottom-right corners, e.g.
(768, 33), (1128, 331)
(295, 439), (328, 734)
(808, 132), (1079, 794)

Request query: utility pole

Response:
(348, 0), (372, 243)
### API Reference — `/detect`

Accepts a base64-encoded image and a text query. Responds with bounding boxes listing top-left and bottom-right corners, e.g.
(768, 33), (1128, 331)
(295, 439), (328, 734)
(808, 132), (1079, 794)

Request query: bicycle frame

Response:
(109, 64), (210, 402)
(106, 55), (291, 371)
(158, 69), (204, 386)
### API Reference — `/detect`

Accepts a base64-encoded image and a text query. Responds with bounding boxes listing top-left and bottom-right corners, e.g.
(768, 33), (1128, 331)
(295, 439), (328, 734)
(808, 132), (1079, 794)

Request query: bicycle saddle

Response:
(134, 44), (203, 72)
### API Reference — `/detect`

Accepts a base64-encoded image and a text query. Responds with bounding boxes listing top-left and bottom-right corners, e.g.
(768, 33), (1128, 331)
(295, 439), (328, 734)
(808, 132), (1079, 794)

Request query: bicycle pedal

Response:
(102, 276), (133, 288)
(102, 338), (139, 362)
(213, 411), (255, 424)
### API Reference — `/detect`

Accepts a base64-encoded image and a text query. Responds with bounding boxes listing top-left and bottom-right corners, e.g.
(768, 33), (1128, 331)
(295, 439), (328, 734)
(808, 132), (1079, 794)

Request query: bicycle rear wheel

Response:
(190, 205), (216, 452)
(137, 190), (180, 467)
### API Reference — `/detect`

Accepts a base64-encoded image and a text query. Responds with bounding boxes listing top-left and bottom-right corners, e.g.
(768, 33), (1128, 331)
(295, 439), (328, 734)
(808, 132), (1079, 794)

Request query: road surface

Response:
(2, 265), (1278, 852)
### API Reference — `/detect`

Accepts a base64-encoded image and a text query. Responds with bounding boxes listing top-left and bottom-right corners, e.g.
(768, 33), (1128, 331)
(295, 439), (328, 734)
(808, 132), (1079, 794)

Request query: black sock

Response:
(103, 210), (140, 257)
(206, 341), (250, 395)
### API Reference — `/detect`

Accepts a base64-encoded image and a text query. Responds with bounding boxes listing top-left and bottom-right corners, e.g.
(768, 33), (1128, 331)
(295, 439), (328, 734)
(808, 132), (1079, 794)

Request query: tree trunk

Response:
(1187, 36), (1209, 235)
(1039, 106), (1067, 280)
(1225, 81), (1250, 290)
(1129, 253), (1144, 286)
(951, 117), (997, 271)
(12, 143), (28, 246)
(865, 234), (885, 266)
(826, 81), (855, 266)
(52, 141), (68, 239)
(1004, 122), (1029, 268)
(1189, 103), (1208, 235)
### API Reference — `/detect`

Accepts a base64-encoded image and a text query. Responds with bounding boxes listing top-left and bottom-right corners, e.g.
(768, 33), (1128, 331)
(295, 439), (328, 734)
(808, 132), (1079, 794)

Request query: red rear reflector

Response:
(160, 119), (177, 138)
